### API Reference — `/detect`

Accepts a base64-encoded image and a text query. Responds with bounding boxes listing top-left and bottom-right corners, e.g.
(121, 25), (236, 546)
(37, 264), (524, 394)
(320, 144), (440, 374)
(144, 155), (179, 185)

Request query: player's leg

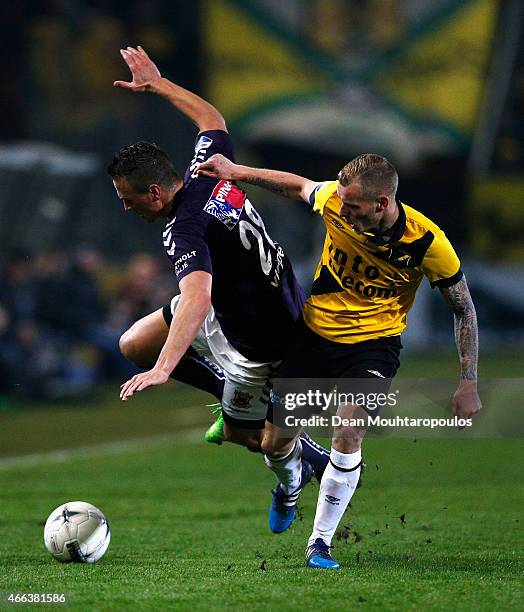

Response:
(259, 320), (334, 533)
(201, 312), (328, 471)
(306, 401), (366, 569)
(262, 420), (303, 494)
(222, 423), (262, 452)
(201, 306), (283, 455)
(119, 308), (167, 368)
(299, 432), (330, 480)
(261, 375), (326, 532)
(119, 301), (263, 454)
(119, 303), (225, 399)
(216, 377), (268, 452)
(260, 419), (312, 532)
(307, 343), (401, 569)
(262, 398), (330, 481)
(222, 417), (263, 453)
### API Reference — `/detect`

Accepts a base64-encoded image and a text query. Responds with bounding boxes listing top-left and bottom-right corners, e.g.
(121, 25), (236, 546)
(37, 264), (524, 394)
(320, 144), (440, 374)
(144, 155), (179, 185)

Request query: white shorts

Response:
(169, 296), (279, 426)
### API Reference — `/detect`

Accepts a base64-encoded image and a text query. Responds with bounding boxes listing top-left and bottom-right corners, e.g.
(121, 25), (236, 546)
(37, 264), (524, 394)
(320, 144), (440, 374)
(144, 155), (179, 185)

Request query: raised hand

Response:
(114, 46), (162, 92)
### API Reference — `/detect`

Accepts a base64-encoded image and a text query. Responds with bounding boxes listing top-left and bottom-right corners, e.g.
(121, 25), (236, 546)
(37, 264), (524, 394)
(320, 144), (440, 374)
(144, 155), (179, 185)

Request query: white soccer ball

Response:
(43, 501), (110, 563)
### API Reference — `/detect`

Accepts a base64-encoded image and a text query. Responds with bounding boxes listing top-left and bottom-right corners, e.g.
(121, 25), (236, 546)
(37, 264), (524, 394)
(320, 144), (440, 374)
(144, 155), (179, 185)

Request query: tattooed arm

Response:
(439, 276), (482, 421)
(197, 153), (319, 203)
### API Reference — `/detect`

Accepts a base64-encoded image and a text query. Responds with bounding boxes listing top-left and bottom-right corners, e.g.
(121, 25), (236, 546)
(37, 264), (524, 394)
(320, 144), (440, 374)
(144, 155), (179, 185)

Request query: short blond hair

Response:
(338, 154), (398, 198)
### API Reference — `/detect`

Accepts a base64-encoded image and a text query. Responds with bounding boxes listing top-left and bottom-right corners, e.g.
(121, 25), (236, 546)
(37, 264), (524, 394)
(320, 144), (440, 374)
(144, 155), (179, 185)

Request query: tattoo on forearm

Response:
(247, 175), (289, 197)
(440, 278), (479, 380)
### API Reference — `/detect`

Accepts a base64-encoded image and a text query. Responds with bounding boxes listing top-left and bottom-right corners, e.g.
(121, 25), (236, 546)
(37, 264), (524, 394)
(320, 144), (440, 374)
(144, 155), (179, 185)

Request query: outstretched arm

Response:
(114, 46), (226, 132)
(120, 271), (212, 400)
(439, 276), (482, 421)
(197, 153), (319, 203)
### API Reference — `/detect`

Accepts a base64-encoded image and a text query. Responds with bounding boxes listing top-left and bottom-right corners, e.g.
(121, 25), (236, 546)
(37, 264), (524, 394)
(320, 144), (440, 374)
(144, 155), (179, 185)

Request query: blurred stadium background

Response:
(1, 6), (522, 607)
(0, 0), (523, 406)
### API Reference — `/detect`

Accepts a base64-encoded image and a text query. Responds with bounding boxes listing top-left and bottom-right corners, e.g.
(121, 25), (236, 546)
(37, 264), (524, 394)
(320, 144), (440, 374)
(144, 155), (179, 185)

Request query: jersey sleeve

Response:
(169, 215), (213, 283)
(421, 229), (463, 288)
(308, 180), (338, 216)
(185, 129), (235, 182)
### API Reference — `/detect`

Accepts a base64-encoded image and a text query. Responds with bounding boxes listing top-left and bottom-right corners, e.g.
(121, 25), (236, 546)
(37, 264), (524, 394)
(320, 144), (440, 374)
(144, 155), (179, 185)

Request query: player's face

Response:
(113, 177), (163, 223)
(337, 181), (383, 233)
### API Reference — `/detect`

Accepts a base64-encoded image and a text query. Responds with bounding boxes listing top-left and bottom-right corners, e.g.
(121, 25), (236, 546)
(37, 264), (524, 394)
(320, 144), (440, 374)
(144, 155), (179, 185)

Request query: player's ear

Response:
(148, 184), (161, 201)
(376, 195), (389, 211)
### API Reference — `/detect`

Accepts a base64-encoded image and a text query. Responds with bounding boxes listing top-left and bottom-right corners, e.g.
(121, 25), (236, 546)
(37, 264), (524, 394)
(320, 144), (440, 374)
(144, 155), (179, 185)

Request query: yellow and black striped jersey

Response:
(303, 180), (462, 344)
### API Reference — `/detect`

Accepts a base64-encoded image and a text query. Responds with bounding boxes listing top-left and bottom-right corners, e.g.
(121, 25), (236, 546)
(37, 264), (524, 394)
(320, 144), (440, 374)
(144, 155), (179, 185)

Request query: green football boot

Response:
(204, 403), (225, 445)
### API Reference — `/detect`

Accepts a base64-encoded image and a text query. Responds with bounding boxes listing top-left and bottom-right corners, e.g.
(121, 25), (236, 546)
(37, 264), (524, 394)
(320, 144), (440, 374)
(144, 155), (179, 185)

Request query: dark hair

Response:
(107, 141), (180, 192)
(338, 154), (398, 198)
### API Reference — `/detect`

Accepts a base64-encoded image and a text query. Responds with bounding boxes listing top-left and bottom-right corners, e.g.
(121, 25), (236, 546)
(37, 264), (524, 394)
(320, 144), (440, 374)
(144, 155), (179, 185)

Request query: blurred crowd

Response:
(0, 247), (176, 402)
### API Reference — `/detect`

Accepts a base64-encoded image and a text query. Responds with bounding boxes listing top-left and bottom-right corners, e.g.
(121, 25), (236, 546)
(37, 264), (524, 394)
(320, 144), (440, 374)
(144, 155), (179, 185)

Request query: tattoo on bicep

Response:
(440, 278), (479, 379)
(439, 277), (472, 315)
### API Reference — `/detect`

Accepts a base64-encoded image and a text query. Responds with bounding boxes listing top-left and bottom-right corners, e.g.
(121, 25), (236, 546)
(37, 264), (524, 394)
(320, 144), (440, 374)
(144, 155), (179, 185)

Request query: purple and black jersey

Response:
(162, 130), (305, 362)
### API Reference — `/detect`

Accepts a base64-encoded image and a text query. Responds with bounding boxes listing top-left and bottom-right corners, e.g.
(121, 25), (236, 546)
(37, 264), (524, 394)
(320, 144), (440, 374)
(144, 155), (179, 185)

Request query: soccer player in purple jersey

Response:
(107, 46), (329, 533)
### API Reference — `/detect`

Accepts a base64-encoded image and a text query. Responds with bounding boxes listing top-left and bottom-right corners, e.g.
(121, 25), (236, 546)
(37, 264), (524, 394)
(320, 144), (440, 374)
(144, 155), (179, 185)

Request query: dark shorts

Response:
(268, 318), (401, 423)
(162, 303), (174, 326)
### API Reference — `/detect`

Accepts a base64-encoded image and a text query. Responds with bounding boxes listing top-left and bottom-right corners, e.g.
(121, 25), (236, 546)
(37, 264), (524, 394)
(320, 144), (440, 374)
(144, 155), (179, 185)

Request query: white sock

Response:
(308, 448), (362, 547)
(265, 439), (303, 504)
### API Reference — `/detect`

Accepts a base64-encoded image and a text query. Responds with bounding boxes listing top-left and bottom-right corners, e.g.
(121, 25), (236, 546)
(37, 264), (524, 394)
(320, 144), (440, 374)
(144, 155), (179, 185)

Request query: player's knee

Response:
(119, 327), (144, 365)
(119, 329), (134, 359)
(261, 437), (290, 457)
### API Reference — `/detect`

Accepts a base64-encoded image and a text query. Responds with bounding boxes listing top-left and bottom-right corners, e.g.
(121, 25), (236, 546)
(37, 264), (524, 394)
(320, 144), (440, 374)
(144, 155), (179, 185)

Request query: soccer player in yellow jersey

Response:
(198, 152), (482, 569)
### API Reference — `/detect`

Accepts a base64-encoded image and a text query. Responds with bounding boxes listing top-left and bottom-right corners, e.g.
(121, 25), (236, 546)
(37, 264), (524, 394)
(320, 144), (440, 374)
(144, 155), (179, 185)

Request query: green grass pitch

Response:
(0, 353), (522, 611)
